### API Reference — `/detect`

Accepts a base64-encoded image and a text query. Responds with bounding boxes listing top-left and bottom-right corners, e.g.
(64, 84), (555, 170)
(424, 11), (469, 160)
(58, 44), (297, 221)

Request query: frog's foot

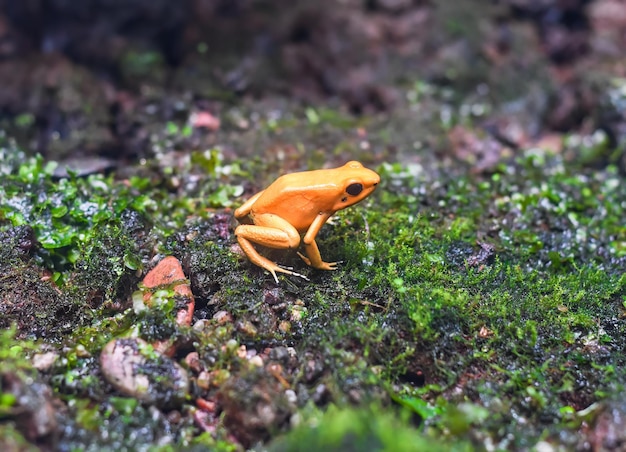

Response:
(297, 252), (339, 271)
(271, 264), (309, 284)
(236, 235), (308, 283)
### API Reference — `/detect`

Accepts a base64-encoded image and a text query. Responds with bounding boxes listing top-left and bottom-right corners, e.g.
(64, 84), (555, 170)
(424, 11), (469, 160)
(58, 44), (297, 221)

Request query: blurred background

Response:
(0, 0), (624, 169)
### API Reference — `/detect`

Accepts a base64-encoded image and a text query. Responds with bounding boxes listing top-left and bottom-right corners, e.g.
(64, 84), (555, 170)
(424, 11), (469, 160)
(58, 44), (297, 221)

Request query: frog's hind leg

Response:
(235, 215), (306, 283)
(236, 235), (308, 283)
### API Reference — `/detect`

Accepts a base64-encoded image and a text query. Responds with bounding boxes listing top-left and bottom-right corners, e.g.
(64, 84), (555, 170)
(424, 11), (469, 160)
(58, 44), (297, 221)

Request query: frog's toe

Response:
(324, 261), (340, 270)
(268, 268), (280, 284)
(314, 261), (340, 271)
(297, 252), (342, 271)
(274, 264), (310, 282)
(288, 270), (310, 281)
(296, 252), (312, 266)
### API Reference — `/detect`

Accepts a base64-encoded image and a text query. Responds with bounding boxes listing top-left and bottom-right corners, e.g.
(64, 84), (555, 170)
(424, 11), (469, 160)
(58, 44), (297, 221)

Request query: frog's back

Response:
(247, 162), (378, 232)
(251, 171), (339, 230)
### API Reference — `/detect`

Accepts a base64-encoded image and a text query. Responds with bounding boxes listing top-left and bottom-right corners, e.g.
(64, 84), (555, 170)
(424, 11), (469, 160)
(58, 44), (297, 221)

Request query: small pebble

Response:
(236, 320), (258, 337)
(193, 319), (211, 332)
(100, 338), (189, 409)
(279, 320), (291, 333)
(197, 371), (211, 390)
(213, 310), (233, 324)
(185, 352), (201, 373)
(32, 352), (59, 371)
(249, 355), (264, 367)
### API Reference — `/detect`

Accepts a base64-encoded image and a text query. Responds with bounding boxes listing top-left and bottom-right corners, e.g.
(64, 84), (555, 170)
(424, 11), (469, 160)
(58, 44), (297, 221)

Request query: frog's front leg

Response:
(235, 213), (308, 283)
(234, 190), (265, 219)
(297, 212), (338, 271)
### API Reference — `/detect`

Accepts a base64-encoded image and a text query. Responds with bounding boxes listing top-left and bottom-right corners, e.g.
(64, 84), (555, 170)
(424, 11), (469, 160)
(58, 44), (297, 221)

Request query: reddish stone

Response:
(142, 256), (196, 356)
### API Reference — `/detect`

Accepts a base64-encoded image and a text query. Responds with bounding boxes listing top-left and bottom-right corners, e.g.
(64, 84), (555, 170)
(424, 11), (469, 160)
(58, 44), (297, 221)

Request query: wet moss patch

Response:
(1, 99), (626, 449)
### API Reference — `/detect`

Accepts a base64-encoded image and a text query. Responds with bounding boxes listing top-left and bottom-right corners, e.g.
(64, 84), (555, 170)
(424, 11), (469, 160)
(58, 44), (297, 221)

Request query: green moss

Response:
(0, 327), (37, 376)
(268, 403), (473, 452)
(0, 144), (244, 283)
(0, 152), (148, 282)
(0, 329), (42, 449)
(2, 89), (626, 450)
(0, 424), (38, 452)
(201, 145), (626, 445)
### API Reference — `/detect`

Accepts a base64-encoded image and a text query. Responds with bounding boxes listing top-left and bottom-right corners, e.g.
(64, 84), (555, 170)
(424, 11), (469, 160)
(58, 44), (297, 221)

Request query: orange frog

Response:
(234, 161), (380, 282)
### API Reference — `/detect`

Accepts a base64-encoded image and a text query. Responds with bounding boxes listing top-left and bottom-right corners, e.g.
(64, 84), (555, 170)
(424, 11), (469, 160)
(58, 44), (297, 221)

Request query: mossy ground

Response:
(1, 87), (626, 450)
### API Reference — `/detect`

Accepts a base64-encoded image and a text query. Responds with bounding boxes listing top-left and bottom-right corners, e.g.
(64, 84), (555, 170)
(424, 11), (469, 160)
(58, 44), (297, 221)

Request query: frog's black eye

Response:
(346, 183), (363, 196)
